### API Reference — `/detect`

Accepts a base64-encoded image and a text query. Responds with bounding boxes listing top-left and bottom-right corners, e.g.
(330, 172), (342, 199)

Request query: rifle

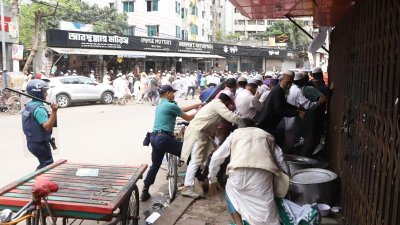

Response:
(5, 88), (51, 105)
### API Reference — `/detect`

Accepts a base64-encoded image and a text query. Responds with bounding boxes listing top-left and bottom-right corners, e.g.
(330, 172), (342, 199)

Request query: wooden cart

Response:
(0, 160), (148, 225)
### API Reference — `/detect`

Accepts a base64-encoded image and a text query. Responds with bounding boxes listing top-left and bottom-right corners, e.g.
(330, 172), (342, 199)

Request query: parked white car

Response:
(47, 76), (114, 108)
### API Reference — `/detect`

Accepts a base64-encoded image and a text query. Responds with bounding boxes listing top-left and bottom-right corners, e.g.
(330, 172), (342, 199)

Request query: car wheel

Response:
(102, 92), (113, 104)
(57, 94), (70, 108)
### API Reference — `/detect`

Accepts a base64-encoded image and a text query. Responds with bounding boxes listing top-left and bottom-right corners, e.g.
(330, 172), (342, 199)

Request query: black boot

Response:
(140, 188), (151, 201)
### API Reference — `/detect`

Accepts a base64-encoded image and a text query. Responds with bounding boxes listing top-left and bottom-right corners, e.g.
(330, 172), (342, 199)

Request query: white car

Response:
(47, 76), (114, 108)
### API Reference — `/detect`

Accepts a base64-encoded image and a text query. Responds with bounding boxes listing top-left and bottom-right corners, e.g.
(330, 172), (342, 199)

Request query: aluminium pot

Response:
(289, 168), (337, 205)
(285, 155), (329, 174)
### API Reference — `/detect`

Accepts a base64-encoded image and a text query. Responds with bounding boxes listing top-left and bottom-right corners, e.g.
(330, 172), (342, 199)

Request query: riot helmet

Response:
(26, 79), (50, 100)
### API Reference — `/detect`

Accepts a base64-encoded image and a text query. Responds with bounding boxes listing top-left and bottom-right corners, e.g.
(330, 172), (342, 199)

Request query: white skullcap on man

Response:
(221, 90), (234, 99)
(294, 72), (305, 81)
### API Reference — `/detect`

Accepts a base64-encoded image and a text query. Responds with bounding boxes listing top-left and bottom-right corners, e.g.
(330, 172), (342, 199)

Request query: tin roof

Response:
(229, 0), (357, 26)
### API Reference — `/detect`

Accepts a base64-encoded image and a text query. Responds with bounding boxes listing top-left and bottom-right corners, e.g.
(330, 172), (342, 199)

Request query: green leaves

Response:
(266, 20), (311, 52)
(17, 0), (128, 48)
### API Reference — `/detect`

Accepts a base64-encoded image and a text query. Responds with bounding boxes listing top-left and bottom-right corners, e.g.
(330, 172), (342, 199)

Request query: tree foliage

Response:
(18, 0), (128, 49)
(50, 1), (129, 35)
(266, 20), (311, 52)
(224, 32), (241, 40)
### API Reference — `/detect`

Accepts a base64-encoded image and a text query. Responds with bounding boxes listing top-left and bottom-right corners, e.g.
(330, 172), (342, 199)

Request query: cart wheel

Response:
(168, 155), (178, 202)
(120, 185), (139, 225)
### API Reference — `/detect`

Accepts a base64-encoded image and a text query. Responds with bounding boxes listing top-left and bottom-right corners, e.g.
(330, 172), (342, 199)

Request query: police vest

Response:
(22, 104), (52, 142)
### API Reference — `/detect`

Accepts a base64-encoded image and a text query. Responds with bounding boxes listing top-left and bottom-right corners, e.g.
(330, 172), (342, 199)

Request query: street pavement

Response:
(0, 97), (200, 225)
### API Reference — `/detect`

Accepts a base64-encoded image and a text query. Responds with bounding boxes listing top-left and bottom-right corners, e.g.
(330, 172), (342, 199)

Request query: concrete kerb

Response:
(152, 195), (195, 225)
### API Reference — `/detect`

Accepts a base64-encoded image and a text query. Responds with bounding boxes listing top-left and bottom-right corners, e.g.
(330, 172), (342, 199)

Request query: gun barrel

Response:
(5, 88), (51, 105)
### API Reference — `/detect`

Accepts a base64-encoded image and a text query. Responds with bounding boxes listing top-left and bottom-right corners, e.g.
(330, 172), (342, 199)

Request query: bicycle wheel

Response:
(119, 185), (139, 225)
(7, 96), (21, 115)
(167, 154), (178, 202)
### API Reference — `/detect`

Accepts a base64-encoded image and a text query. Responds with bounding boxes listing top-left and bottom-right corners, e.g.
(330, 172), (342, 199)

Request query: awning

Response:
(229, 0), (357, 26)
(50, 47), (225, 59)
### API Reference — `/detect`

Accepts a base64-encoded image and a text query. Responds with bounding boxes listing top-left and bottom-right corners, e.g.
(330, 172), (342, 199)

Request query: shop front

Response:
(46, 29), (287, 78)
(213, 44), (288, 73)
(47, 30), (223, 78)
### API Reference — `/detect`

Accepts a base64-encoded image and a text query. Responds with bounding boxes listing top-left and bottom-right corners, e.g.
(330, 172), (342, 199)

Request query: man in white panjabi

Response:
(234, 78), (263, 120)
(113, 75), (130, 101)
(180, 90), (241, 198)
(282, 72), (326, 152)
(208, 118), (290, 225)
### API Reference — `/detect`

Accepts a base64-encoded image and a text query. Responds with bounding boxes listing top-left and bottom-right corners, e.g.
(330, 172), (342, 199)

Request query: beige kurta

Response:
(181, 99), (241, 165)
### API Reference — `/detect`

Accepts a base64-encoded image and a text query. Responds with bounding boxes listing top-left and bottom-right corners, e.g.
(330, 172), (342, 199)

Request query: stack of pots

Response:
(285, 155), (337, 205)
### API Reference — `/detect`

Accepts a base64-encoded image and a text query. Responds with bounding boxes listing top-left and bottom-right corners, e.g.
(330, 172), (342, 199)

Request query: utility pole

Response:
(11, 0), (19, 72)
(0, 0), (7, 71)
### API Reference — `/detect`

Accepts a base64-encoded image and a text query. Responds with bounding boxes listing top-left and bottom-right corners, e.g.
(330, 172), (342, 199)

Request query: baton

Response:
(5, 88), (52, 105)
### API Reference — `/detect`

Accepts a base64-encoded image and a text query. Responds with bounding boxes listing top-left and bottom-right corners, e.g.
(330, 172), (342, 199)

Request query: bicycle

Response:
(167, 120), (189, 202)
(0, 178), (58, 225)
(0, 88), (21, 115)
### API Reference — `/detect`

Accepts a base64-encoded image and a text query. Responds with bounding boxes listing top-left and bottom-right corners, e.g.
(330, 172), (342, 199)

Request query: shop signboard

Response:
(11, 44), (23, 60)
(47, 29), (288, 58)
(134, 36), (176, 52)
(48, 30), (176, 52)
(259, 48), (288, 58)
(48, 30), (130, 50)
(214, 44), (261, 57)
(177, 41), (214, 54)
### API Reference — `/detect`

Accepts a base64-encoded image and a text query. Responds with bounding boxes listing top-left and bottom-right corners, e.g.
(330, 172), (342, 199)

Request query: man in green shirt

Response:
(141, 85), (201, 201)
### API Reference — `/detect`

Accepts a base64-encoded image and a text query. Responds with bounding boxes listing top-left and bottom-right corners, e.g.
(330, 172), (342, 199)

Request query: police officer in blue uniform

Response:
(22, 79), (59, 170)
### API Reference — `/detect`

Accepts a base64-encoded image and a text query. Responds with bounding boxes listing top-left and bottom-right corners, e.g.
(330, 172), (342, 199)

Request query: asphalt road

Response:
(0, 97), (200, 225)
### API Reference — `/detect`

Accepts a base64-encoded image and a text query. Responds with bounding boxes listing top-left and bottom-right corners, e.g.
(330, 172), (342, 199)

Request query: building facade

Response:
(87, 0), (214, 42)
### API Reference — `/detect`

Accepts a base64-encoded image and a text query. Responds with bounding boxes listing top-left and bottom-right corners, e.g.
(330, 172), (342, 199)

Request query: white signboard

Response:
(11, 44), (23, 60)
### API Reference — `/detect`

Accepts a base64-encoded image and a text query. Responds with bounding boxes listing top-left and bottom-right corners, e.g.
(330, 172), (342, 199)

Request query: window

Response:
(123, 1), (134, 12)
(191, 5), (198, 16)
(202, 28), (204, 36)
(175, 1), (180, 14)
(267, 20), (274, 26)
(248, 20), (256, 25)
(109, 3), (115, 8)
(80, 77), (95, 85)
(202, 11), (205, 18)
(237, 20), (245, 25)
(181, 30), (188, 40)
(61, 77), (82, 85)
(191, 24), (198, 35)
(176, 26), (181, 38)
(181, 8), (188, 19)
(124, 26), (135, 36)
(147, 0), (158, 12)
(147, 25), (159, 36)
(257, 20), (265, 25)
(234, 8), (238, 13)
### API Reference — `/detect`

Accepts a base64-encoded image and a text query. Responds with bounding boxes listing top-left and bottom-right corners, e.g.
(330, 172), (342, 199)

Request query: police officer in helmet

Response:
(22, 79), (59, 170)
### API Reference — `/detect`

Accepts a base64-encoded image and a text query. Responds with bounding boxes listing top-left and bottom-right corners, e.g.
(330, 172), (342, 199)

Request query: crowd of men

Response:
(140, 67), (332, 225)
(19, 66), (331, 225)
